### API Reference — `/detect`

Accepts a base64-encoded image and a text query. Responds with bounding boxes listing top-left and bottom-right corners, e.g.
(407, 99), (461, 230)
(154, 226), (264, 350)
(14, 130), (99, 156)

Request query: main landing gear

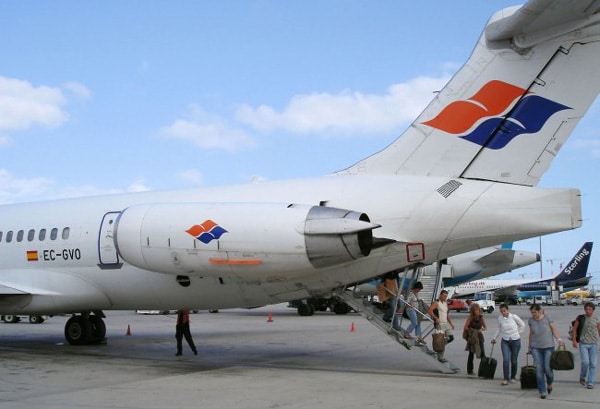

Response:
(64, 311), (107, 345)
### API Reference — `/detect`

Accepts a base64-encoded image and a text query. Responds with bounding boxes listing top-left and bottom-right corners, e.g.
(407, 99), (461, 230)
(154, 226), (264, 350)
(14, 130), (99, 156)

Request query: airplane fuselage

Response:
(0, 174), (580, 315)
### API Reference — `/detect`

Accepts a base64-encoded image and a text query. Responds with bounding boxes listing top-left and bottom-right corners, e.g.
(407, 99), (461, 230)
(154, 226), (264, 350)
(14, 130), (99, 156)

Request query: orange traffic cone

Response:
(350, 321), (355, 332)
(126, 324), (131, 336)
(267, 312), (273, 322)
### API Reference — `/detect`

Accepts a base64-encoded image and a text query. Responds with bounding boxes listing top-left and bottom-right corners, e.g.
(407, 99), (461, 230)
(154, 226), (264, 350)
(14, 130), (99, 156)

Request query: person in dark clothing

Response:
(175, 309), (197, 356)
(464, 303), (487, 375)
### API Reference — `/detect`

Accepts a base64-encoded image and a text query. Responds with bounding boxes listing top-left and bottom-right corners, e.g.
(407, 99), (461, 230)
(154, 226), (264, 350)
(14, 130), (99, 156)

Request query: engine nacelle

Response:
(114, 202), (378, 277)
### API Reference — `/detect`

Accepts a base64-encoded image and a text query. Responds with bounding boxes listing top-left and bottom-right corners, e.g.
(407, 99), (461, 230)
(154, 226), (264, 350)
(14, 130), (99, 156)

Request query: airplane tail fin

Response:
(554, 242), (593, 281)
(338, 1), (600, 186)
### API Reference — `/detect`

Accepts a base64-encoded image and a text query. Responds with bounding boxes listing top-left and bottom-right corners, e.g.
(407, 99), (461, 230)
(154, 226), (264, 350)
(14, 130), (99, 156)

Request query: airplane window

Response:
(6, 230), (13, 243)
(50, 228), (58, 240)
(28, 229), (35, 242)
(39, 229), (46, 241)
(17, 230), (24, 242)
(62, 227), (70, 240)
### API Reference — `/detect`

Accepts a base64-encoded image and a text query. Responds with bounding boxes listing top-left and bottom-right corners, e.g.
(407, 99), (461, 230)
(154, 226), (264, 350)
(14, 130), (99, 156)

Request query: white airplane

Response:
(437, 243), (541, 286)
(351, 242), (541, 292)
(1, 0), (599, 345)
(446, 242), (593, 299)
(291, 243), (540, 314)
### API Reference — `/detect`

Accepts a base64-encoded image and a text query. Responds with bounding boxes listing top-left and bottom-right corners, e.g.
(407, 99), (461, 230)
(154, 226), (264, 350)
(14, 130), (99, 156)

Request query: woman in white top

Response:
(491, 303), (525, 385)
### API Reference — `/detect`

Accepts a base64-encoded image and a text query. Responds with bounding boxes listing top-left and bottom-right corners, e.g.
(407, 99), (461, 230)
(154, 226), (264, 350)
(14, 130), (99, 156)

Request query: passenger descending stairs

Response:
(336, 263), (460, 374)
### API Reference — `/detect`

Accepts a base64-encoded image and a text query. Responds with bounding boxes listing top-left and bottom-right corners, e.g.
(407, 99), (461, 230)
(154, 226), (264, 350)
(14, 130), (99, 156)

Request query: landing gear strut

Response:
(64, 312), (107, 345)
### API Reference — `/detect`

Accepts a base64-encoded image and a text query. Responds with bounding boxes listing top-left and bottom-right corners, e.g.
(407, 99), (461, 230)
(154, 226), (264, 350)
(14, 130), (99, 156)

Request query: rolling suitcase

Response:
(520, 354), (537, 389)
(478, 344), (497, 379)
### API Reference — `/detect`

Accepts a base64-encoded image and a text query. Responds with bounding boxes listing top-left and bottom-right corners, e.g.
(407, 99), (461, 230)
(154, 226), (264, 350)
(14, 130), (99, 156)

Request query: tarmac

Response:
(1, 304), (598, 409)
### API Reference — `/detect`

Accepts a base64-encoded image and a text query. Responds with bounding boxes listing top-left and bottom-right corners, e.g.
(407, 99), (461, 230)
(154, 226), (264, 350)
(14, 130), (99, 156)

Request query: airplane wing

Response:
(474, 249), (516, 267)
(0, 283), (30, 295)
(486, 0), (600, 49)
(493, 285), (521, 297)
(0, 269), (112, 314)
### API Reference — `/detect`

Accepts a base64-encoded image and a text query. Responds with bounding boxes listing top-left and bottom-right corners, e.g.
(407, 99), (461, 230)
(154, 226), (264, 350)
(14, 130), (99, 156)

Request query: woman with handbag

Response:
(528, 304), (564, 399)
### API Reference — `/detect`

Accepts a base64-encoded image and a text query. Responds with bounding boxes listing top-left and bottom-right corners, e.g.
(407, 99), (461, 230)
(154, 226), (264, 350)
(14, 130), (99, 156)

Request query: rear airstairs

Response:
(336, 263), (460, 374)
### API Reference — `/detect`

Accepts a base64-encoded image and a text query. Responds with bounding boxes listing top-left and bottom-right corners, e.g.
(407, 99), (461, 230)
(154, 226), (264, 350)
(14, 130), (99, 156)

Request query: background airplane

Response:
(292, 243), (540, 315)
(1, 1), (599, 345)
(446, 242), (593, 300)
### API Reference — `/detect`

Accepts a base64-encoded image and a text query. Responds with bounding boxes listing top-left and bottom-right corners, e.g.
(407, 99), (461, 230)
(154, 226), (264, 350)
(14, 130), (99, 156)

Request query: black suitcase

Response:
(520, 354), (537, 389)
(478, 344), (497, 379)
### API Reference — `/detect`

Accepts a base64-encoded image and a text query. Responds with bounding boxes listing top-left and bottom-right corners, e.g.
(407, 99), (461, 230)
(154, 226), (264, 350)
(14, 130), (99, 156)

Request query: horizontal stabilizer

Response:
(486, 0), (600, 49)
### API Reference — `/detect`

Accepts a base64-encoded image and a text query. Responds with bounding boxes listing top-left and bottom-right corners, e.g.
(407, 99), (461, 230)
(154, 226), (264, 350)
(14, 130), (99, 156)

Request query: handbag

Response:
(417, 299), (430, 321)
(550, 344), (574, 370)
(432, 328), (445, 353)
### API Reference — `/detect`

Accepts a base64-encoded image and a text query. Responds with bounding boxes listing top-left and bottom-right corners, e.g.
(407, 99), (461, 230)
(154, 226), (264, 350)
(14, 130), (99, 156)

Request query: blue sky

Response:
(1, 1), (598, 285)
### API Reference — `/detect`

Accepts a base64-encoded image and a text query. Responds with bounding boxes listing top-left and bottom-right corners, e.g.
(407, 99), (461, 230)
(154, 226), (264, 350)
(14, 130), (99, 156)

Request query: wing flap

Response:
(475, 249), (516, 267)
(0, 269), (112, 314)
(0, 283), (30, 295)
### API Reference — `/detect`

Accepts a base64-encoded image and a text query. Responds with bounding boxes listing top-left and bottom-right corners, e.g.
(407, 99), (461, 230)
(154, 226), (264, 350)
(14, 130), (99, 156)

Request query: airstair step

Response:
(336, 286), (460, 374)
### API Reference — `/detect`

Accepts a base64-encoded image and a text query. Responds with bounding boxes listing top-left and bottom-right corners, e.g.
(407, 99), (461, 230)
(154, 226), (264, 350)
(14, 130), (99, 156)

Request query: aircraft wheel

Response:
(29, 315), (45, 324)
(3, 315), (20, 323)
(297, 303), (314, 316)
(65, 316), (92, 345)
(89, 315), (107, 341)
(333, 302), (350, 315)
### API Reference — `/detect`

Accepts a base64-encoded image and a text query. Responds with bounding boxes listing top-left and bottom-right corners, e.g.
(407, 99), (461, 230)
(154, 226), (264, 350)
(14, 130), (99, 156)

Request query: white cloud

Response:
(0, 168), (155, 204)
(234, 75), (451, 136)
(126, 181), (152, 193)
(0, 169), (55, 204)
(573, 139), (600, 157)
(62, 81), (92, 99)
(161, 104), (254, 152)
(0, 76), (69, 132)
(162, 74), (450, 150)
(176, 169), (204, 185)
(57, 185), (122, 199)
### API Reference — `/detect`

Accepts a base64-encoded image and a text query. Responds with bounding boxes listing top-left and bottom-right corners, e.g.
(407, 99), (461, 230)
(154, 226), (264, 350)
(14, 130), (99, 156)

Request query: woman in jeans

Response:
(404, 281), (426, 346)
(528, 304), (563, 399)
(491, 303), (525, 385)
(572, 301), (600, 389)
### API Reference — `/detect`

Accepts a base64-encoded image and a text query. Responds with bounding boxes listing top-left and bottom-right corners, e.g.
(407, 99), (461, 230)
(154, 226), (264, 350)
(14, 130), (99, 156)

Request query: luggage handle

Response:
(488, 343), (495, 359)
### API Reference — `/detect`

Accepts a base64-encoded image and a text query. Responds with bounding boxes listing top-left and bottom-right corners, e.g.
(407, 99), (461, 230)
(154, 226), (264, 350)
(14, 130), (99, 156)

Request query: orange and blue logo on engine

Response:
(186, 220), (228, 244)
(422, 80), (570, 149)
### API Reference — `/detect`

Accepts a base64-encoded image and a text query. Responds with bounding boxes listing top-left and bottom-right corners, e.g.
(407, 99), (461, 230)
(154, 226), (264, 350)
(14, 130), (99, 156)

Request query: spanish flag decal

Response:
(27, 250), (39, 262)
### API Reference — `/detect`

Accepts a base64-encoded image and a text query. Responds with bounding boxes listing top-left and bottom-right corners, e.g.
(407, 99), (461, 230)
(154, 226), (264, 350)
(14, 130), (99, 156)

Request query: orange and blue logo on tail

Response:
(422, 80), (570, 149)
(186, 220), (228, 244)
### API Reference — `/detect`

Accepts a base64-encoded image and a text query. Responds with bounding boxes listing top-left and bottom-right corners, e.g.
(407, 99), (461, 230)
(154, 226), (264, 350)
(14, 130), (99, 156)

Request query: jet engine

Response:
(114, 202), (379, 277)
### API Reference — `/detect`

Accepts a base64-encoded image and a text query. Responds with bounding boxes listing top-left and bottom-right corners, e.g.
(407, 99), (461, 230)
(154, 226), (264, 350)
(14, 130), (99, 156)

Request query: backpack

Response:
(570, 314), (585, 342)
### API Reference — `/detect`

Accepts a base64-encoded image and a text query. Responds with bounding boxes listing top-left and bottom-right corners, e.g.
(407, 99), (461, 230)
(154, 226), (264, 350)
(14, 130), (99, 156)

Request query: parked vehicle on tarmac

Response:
(447, 299), (469, 312)
(1, 315), (46, 324)
(472, 292), (495, 313)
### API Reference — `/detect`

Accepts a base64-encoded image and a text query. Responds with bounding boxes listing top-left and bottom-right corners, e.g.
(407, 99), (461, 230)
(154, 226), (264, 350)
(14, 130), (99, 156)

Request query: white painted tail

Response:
(339, 0), (600, 186)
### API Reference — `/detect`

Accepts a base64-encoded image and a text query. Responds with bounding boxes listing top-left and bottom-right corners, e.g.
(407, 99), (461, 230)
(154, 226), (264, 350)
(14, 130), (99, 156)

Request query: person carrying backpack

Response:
(572, 301), (600, 389)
